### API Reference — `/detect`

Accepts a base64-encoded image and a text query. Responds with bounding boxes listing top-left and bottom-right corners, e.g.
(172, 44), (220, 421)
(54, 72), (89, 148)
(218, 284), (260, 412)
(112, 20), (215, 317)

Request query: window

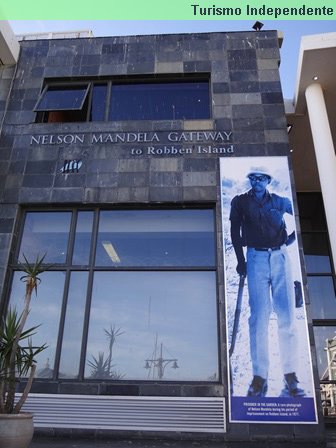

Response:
(109, 82), (210, 121)
(34, 84), (91, 123)
(7, 208), (218, 382)
(34, 78), (210, 123)
(297, 193), (336, 416)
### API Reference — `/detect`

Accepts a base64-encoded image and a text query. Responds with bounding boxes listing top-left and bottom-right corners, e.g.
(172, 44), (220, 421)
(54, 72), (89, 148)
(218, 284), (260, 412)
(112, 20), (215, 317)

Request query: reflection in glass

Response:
(19, 212), (72, 264)
(85, 271), (218, 381)
(35, 84), (89, 111)
(90, 84), (108, 121)
(95, 209), (215, 267)
(59, 272), (88, 378)
(314, 327), (336, 380)
(109, 82), (210, 121)
(314, 326), (336, 413)
(9, 271), (65, 378)
(302, 233), (331, 273)
(308, 276), (336, 320)
(72, 212), (94, 265)
(297, 193), (327, 232)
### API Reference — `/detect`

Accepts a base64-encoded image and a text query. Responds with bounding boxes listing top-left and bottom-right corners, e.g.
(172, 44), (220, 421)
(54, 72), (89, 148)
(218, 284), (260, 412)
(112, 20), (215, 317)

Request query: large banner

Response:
(220, 156), (318, 424)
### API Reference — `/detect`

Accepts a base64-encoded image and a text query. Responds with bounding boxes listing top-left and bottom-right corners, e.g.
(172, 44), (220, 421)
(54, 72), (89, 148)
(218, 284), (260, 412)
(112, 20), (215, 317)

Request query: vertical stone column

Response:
(305, 82), (336, 275)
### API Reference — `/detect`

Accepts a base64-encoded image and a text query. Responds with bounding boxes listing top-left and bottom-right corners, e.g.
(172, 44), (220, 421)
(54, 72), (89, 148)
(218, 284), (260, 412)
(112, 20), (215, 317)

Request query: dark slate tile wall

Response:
(0, 64), (17, 297)
(0, 31), (317, 442)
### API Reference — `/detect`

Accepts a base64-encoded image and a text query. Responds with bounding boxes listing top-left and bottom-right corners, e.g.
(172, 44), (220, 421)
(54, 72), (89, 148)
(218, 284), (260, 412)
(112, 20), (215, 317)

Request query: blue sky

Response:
(9, 20), (336, 99)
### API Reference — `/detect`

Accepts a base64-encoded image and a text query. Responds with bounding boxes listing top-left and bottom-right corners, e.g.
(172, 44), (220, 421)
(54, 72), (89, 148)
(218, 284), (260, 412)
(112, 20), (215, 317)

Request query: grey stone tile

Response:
(264, 129), (288, 143)
(150, 158), (181, 172)
(183, 186), (217, 201)
(230, 93), (262, 105)
(19, 187), (51, 203)
(22, 174), (54, 188)
(259, 69), (281, 82)
(183, 61), (212, 72)
(183, 171), (217, 187)
(118, 172), (149, 188)
(232, 117), (264, 131)
(86, 159), (119, 173)
(232, 104), (263, 119)
(86, 173), (118, 188)
(230, 81), (260, 93)
(149, 187), (183, 202)
(0, 218), (14, 233)
(228, 49), (257, 70)
(25, 160), (57, 175)
(150, 172), (182, 187)
(261, 91), (284, 104)
(116, 187), (149, 202)
(118, 159), (149, 172)
(233, 130), (265, 144)
(50, 188), (83, 202)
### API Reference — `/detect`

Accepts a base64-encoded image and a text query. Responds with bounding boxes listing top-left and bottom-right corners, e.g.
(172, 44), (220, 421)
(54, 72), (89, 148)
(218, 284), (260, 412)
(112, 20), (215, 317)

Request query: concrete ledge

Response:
(0, 21), (20, 64)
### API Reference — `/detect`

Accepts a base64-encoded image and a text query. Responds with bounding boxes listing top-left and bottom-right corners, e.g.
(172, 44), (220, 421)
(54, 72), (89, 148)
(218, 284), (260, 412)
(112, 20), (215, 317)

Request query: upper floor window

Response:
(34, 78), (210, 123)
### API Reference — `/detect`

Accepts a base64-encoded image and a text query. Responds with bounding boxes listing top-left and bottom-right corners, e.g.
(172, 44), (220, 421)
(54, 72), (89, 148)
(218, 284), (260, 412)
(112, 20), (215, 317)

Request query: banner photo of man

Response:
(220, 156), (318, 424)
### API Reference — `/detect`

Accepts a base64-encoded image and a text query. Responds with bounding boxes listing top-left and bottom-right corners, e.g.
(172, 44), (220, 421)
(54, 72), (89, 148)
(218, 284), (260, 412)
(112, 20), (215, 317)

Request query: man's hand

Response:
(236, 260), (247, 276)
(286, 231), (296, 246)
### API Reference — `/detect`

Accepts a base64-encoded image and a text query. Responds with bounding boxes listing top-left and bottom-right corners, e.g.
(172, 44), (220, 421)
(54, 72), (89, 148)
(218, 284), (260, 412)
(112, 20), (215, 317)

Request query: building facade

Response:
(287, 32), (336, 421)
(0, 23), (330, 443)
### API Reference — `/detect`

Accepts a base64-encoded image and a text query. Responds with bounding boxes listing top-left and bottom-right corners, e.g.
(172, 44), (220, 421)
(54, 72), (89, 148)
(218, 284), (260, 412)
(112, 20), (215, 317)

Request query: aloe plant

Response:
(0, 254), (48, 414)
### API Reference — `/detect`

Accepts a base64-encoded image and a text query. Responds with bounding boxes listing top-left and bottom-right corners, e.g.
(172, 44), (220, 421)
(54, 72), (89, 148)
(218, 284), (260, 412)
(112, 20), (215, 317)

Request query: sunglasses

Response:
(248, 174), (269, 182)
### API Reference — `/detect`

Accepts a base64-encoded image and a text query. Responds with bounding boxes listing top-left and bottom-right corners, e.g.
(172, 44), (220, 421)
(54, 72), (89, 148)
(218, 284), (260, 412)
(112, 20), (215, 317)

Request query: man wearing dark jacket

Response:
(230, 167), (304, 398)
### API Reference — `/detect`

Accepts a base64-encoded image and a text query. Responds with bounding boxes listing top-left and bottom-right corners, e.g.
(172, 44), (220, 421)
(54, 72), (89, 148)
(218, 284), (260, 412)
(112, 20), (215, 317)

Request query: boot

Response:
(247, 375), (268, 397)
(281, 372), (305, 397)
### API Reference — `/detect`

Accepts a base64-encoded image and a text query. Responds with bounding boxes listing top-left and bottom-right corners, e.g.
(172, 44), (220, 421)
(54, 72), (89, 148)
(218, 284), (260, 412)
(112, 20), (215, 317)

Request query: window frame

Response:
(297, 193), (336, 416)
(34, 75), (211, 124)
(7, 205), (219, 384)
(34, 82), (91, 112)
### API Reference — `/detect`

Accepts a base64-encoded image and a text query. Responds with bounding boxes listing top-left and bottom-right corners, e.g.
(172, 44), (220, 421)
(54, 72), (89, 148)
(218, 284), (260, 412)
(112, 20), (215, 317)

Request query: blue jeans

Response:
(247, 246), (296, 380)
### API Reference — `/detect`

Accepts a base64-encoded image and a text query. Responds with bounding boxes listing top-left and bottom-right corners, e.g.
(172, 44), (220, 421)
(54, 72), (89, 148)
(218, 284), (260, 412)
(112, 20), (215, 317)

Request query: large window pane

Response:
(302, 233), (331, 273)
(297, 193), (327, 231)
(90, 84), (108, 121)
(59, 272), (88, 378)
(308, 276), (336, 320)
(9, 271), (65, 378)
(109, 82), (210, 121)
(95, 209), (215, 267)
(72, 211), (94, 265)
(19, 212), (72, 264)
(85, 271), (218, 381)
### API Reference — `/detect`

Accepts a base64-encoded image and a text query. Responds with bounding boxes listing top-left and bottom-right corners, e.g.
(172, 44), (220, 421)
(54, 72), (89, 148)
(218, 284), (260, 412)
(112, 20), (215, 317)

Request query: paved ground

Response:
(29, 427), (336, 448)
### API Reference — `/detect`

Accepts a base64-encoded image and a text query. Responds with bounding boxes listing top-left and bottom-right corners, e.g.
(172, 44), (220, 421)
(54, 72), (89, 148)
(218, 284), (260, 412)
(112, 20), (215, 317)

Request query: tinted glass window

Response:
(35, 85), (90, 111)
(72, 211), (94, 265)
(10, 208), (217, 383)
(297, 193), (327, 231)
(95, 209), (215, 267)
(308, 276), (336, 320)
(19, 212), (72, 264)
(85, 271), (218, 381)
(90, 84), (108, 121)
(302, 233), (332, 273)
(109, 82), (210, 121)
(59, 272), (88, 379)
(9, 271), (66, 379)
(313, 326), (336, 380)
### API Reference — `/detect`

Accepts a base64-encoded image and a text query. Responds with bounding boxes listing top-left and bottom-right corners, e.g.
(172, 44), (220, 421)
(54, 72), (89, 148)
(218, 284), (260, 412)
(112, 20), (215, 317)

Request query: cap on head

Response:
(247, 166), (272, 180)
